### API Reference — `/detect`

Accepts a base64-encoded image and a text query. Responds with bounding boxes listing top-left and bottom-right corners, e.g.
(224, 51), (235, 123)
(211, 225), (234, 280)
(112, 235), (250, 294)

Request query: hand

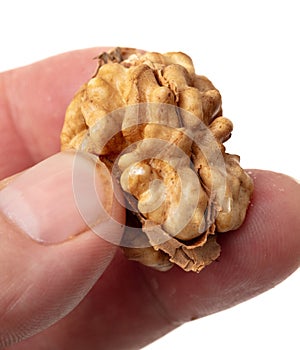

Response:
(0, 48), (299, 350)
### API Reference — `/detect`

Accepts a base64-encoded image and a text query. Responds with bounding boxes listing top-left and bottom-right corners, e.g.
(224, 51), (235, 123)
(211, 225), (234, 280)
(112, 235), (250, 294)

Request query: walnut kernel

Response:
(61, 47), (254, 272)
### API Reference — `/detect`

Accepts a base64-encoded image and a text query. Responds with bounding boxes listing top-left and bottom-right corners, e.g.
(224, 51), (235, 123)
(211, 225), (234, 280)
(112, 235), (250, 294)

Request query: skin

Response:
(0, 48), (299, 350)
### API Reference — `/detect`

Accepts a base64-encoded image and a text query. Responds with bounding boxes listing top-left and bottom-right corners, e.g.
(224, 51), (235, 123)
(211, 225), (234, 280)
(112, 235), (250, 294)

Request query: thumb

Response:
(0, 151), (125, 347)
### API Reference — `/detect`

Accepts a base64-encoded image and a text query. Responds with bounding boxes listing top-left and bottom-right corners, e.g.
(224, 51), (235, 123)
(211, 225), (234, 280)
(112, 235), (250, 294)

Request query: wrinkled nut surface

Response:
(61, 47), (254, 272)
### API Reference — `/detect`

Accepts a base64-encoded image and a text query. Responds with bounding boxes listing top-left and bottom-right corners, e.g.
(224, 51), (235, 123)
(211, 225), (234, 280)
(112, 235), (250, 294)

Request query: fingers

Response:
(90, 170), (300, 348)
(143, 170), (300, 322)
(0, 151), (125, 348)
(0, 47), (109, 178)
(10, 170), (300, 350)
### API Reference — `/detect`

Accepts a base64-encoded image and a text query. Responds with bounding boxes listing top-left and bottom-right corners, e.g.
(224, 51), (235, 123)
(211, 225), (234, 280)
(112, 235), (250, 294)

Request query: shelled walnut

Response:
(61, 47), (254, 272)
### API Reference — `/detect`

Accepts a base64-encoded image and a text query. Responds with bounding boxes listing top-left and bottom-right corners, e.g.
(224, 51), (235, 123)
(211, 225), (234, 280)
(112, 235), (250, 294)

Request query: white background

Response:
(1, 0), (299, 349)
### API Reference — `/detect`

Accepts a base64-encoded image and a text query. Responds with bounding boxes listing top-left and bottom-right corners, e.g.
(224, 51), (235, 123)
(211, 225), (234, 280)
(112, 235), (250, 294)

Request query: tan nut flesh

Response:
(61, 47), (254, 272)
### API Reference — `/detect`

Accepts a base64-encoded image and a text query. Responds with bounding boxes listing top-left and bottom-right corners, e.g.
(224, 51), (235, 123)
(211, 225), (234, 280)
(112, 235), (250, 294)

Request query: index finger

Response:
(0, 47), (107, 178)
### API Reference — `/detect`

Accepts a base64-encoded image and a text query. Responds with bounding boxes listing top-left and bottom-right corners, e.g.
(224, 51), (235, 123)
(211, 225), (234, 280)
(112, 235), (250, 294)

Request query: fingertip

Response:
(246, 169), (300, 204)
(243, 169), (300, 264)
(217, 169), (300, 290)
(0, 150), (126, 346)
(0, 151), (125, 244)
